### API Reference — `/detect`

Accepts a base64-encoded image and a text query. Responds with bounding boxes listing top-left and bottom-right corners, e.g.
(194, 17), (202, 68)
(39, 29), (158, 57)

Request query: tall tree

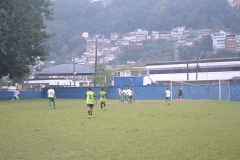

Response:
(93, 63), (113, 86)
(0, 0), (53, 79)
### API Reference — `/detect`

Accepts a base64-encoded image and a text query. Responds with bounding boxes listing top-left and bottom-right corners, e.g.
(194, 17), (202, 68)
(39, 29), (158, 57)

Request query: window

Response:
(114, 72), (121, 76)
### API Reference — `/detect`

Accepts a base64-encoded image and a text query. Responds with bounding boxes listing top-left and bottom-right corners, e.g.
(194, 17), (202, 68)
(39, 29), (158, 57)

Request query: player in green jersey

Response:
(85, 87), (97, 118)
(99, 88), (107, 110)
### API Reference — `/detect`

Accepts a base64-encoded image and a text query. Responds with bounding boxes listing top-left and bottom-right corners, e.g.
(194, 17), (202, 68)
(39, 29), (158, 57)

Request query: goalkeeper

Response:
(178, 86), (184, 100)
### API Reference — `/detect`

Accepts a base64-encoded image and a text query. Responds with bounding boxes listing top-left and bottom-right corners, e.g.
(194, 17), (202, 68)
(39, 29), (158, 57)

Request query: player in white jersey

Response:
(117, 87), (123, 102)
(47, 87), (56, 109)
(122, 89), (127, 103)
(128, 88), (133, 103)
(165, 88), (171, 105)
(11, 89), (20, 102)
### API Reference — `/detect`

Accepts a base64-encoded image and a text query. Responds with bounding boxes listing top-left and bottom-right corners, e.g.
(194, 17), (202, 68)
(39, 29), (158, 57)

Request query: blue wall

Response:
(42, 84), (240, 101)
(1, 85), (239, 101)
(230, 84), (240, 101)
(0, 91), (43, 100)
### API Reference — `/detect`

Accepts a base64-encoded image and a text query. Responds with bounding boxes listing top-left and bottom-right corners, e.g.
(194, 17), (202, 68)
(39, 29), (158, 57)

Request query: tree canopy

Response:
(47, 0), (240, 35)
(0, 0), (53, 79)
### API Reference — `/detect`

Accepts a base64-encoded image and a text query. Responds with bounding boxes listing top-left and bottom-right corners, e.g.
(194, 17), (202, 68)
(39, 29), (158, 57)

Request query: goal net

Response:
(170, 80), (230, 101)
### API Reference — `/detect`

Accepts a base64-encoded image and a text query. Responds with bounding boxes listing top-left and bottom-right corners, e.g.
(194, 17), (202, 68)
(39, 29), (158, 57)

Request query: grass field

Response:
(0, 99), (240, 160)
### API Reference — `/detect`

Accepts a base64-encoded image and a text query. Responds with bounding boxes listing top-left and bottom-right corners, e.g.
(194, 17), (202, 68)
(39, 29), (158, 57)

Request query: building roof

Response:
(146, 57), (240, 66)
(35, 64), (95, 76)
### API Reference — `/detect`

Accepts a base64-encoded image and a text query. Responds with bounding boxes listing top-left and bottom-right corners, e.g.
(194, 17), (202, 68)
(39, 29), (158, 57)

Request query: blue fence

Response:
(0, 91), (43, 100)
(1, 85), (240, 101)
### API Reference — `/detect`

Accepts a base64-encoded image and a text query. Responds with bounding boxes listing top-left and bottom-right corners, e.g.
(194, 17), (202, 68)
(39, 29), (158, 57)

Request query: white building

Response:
(236, 35), (240, 52)
(211, 30), (229, 52)
(152, 31), (160, 40)
(82, 32), (89, 39)
(146, 58), (240, 81)
(171, 27), (186, 40)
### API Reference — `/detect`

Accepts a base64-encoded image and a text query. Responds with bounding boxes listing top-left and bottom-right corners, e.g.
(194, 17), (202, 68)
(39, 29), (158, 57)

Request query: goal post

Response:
(219, 80), (230, 101)
(170, 80), (230, 101)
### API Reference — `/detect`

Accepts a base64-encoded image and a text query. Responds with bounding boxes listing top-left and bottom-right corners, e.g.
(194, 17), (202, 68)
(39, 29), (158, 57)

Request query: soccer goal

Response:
(170, 80), (230, 101)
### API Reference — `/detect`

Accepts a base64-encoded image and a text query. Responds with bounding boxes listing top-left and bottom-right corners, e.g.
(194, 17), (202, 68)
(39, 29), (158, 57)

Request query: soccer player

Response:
(11, 89), (20, 102)
(128, 88), (133, 104)
(125, 86), (130, 103)
(130, 87), (135, 102)
(178, 86), (184, 100)
(122, 88), (128, 103)
(47, 87), (56, 109)
(99, 88), (107, 110)
(165, 88), (171, 105)
(117, 87), (123, 102)
(85, 87), (97, 118)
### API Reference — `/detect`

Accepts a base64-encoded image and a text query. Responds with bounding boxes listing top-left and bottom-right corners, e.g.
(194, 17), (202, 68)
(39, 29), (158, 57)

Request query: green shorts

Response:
(166, 97), (171, 101)
(48, 97), (55, 102)
(14, 96), (19, 99)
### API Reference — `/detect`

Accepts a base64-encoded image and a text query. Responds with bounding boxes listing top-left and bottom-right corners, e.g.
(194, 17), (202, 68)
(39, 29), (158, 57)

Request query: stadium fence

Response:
(0, 82), (239, 101)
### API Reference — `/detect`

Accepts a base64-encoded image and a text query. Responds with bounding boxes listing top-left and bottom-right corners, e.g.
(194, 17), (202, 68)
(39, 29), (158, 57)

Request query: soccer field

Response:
(0, 99), (240, 160)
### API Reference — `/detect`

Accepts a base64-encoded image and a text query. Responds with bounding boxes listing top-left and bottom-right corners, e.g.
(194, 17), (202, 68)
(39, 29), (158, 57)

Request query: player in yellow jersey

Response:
(99, 88), (107, 110)
(85, 87), (97, 118)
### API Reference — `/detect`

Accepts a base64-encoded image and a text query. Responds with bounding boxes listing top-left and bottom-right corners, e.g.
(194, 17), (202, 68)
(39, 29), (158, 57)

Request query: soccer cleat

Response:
(104, 107), (106, 110)
(88, 115), (92, 118)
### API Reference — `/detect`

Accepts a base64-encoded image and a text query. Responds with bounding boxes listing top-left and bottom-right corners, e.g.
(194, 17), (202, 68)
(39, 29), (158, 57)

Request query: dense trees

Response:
(0, 0), (53, 79)
(110, 40), (175, 64)
(48, 0), (240, 35)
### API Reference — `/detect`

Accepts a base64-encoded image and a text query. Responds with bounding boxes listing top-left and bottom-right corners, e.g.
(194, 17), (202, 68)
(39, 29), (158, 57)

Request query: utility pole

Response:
(73, 58), (76, 87)
(196, 52), (203, 80)
(187, 47), (189, 80)
(174, 41), (179, 61)
(94, 38), (98, 86)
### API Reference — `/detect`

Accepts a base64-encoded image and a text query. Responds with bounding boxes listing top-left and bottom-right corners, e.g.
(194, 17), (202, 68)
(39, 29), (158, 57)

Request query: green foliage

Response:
(214, 48), (240, 58)
(112, 39), (175, 64)
(0, 0), (53, 79)
(93, 63), (113, 86)
(47, 0), (240, 35)
(179, 35), (214, 60)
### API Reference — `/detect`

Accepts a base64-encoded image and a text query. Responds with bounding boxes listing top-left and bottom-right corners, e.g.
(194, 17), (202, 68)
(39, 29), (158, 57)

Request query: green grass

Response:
(0, 99), (240, 160)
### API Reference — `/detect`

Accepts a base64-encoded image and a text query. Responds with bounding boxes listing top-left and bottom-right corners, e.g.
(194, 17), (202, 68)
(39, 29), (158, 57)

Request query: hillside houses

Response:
(76, 27), (240, 66)
(90, 0), (111, 7)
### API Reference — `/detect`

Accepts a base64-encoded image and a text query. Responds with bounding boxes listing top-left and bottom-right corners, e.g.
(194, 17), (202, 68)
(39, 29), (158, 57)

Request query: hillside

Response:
(46, 0), (240, 64)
